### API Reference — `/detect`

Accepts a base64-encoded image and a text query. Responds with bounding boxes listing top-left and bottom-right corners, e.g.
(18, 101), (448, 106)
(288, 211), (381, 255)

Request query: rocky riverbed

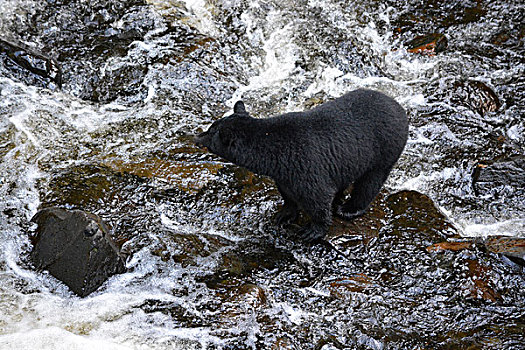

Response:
(0, 0), (524, 349)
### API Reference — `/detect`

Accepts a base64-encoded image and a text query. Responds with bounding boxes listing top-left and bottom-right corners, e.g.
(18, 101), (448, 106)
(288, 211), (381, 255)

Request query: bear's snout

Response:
(194, 132), (209, 149)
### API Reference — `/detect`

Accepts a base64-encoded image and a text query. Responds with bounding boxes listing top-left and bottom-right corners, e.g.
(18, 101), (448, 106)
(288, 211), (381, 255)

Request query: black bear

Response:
(195, 89), (408, 242)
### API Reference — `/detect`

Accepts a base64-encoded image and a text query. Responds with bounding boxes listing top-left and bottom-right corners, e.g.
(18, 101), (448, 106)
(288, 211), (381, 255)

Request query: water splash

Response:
(0, 0), (524, 349)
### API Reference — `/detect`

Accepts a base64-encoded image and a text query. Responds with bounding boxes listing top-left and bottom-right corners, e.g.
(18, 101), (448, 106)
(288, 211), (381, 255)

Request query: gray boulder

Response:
(30, 207), (126, 297)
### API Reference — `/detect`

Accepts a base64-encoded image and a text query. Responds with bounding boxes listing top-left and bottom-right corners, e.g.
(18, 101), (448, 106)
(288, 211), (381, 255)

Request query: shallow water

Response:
(0, 0), (524, 349)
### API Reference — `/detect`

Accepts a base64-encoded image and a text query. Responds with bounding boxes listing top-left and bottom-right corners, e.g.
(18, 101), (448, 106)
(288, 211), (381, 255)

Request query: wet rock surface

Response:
(36, 155), (525, 346)
(482, 237), (525, 266)
(0, 37), (62, 89)
(452, 80), (502, 116)
(392, 0), (488, 34)
(184, 189), (525, 348)
(39, 163), (168, 255)
(1, 0), (241, 105)
(472, 156), (525, 197)
(30, 207), (126, 297)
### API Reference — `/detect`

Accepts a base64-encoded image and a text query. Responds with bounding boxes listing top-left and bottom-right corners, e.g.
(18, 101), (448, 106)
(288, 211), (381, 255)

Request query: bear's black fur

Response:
(195, 89), (408, 242)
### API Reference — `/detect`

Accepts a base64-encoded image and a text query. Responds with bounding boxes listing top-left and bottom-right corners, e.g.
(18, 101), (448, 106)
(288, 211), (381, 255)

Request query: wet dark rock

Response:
(328, 190), (388, 246)
(169, 233), (230, 267)
(42, 0), (155, 102)
(5, 0), (224, 103)
(34, 152), (525, 346)
(406, 33), (448, 55)
(104, 156), (224, 194)
(481, 236), (525, 266)
(42, 164), (148, 210)
(1, 0), (152, 101)
(386, 190), (459, 239)
(200, 240), (295, 291)
(230, 284), (268, 309)
(0, 37), (62, 89)
(326, 189), (522, 308)
(180, 187), (525, 347)
(452, 80), (501, 116)
(472, 156), (525, 197)
(329, 190), (459, 244)
(392, 0), (487, 35)
(428, 236), (525, 299)
(190, 164), (280, 210)
(30, 207), (126, 297)
(194, 237), (304, 316)
(40, 163), (156, 253)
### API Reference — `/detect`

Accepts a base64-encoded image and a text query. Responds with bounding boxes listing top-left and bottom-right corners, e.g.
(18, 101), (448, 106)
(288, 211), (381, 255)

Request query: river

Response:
(0, 0), (524, 349)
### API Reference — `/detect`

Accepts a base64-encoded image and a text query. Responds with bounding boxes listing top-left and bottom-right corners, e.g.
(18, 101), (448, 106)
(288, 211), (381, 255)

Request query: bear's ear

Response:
(233, 101), (246, 114)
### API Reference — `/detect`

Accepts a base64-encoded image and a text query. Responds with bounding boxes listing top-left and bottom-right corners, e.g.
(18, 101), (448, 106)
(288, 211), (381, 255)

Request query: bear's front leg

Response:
(275, 184), (298, 225)
(300, 221), (330, 242)
(299, 201), (332, 243)
(275, 201), (298, 225)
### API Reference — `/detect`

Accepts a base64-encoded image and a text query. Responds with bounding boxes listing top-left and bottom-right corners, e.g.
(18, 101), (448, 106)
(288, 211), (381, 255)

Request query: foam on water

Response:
(0, 0), (524, 348)
(463, 219), (525, 238)
(0, 327), (131, 350)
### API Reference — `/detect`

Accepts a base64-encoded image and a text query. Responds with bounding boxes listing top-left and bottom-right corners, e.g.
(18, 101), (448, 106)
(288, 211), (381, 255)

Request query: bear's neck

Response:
(233, 118), (281, 178)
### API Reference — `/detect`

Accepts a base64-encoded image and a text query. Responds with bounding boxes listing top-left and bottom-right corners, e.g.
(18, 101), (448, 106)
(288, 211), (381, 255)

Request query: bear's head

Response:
(194, 101), (250, 162)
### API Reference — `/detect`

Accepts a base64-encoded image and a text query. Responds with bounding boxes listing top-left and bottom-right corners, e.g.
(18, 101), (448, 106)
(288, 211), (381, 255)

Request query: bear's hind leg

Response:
(336, 167), (391, 220)
(332, 189), (346, 208)
(276, 200), (298, 225)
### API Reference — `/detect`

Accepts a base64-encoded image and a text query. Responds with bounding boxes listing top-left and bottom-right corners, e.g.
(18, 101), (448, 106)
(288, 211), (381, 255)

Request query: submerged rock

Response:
(30, 156), (525, 347)
(230, 284), (268, 310)
(187, 187), (525, 348)
(327, 190), (522, 307)
(464, 258), (502, 302)
(427, 236), (525, 301)
(427, 237), (525, 266)
(104, 156), (224, 194)
(328, 274), (374, 298)
(30, 207), (126, 297)
(426, 241), (473, 252)
(392, 0), (487, 34)
(23, 0), (155, 102)
(452, 80), (501, 116)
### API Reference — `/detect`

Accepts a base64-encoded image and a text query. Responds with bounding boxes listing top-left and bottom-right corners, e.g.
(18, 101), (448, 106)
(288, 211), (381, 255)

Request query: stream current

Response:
(0, 0), (524, 348)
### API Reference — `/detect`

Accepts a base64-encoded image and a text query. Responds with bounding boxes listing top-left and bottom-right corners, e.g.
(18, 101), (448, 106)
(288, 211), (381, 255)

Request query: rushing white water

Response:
(0, 0), (524, 349)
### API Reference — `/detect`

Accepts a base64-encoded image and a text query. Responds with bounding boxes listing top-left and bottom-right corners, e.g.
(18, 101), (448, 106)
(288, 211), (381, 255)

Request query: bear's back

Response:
(308, 89), (406, 126)
(263, 89), (407, 148)
(298, 89), (406, 143)
(294, 89), (407, 178)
